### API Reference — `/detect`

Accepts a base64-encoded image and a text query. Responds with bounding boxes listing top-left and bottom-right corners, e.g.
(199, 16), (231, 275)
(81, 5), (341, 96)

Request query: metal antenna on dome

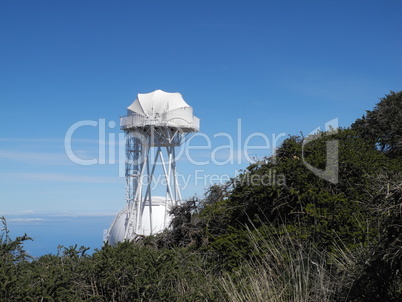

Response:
(105, 90), (200, 244)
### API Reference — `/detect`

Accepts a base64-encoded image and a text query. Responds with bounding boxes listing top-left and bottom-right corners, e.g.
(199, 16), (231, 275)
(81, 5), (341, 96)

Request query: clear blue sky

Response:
(0, 0), (401, 251)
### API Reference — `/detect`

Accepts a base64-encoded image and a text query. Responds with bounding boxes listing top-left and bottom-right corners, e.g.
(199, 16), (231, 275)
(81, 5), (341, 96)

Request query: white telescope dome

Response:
(106, 196), (172, 245)
(127, 89), (190, 117)
(120, 90), (199, 132)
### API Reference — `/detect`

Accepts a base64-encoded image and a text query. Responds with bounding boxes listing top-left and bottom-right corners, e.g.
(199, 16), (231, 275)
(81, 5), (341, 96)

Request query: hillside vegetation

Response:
(1, 91), (401, 301)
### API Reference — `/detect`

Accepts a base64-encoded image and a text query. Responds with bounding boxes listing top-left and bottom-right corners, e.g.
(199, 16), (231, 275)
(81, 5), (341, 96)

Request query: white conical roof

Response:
(127, 90), (190, 117)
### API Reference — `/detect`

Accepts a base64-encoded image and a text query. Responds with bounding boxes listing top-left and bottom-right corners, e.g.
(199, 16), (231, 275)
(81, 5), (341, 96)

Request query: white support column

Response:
(118, 128), (190, 242)
(159, 150), (174, 203)
(138, 146), (160, 234)
(171, 146), (182, 204)
(124, 143), (149, 240)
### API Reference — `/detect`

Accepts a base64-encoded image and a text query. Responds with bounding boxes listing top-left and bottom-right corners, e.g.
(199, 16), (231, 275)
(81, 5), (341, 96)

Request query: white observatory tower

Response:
(105, 90), (199, 245)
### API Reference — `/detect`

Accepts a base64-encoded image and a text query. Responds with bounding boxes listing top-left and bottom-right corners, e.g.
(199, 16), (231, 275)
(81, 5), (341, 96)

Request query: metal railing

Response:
(120, 113), (200, 132)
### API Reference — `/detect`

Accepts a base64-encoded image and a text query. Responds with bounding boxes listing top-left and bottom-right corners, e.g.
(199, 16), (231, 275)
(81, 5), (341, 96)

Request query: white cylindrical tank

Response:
(106, 196), (172, 245)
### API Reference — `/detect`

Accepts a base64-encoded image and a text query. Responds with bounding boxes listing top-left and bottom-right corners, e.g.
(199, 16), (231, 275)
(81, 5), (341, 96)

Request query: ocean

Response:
(4, 214), (115, 258)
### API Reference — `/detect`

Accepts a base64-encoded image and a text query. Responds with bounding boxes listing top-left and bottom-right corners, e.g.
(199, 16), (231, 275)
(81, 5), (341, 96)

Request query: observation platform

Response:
(120, 112), (200, 133)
